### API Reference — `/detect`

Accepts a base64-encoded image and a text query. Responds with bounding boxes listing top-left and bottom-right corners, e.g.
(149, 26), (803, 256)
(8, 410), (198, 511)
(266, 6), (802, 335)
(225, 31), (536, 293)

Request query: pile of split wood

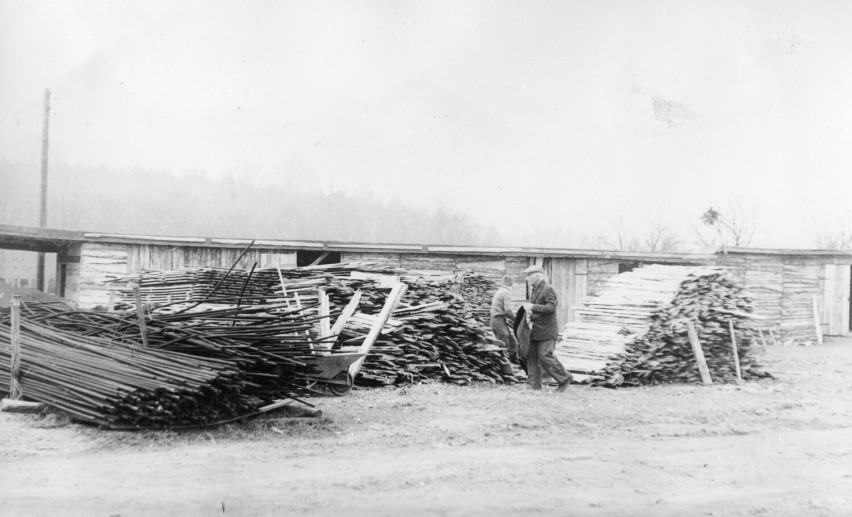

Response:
(557, 265), (771, 386)
(115, 263), (515, 387)
(331, 277), (516, 386)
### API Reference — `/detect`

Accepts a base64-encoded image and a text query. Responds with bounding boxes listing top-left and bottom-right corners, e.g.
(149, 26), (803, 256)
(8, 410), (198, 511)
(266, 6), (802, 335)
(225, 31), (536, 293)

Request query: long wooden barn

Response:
(2, 224), (850, 343)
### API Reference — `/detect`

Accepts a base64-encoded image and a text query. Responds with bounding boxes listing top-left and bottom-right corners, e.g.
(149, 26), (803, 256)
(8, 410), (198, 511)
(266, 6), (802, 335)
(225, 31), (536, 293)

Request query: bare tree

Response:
(584, 217), (641, 251)
(429, 205), (480, 245)
(697, 197), (757, 250)
(643, 221), (682, 253)
(816, 225), (852, 250)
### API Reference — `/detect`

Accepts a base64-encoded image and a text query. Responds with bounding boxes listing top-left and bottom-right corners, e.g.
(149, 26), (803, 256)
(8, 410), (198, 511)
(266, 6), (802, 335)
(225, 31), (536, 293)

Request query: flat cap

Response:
(523, 265), (545, 275)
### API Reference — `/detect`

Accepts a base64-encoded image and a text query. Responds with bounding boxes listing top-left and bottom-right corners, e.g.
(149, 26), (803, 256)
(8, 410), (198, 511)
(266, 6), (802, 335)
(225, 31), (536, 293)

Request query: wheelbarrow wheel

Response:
(328, 371), (354, 397)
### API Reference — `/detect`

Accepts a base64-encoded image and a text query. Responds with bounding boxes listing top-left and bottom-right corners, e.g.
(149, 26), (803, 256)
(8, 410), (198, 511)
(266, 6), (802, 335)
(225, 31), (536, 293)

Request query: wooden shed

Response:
(0, 225), (710, 328)
(3, 225), (849, 344)
(716, 248), (852, 342)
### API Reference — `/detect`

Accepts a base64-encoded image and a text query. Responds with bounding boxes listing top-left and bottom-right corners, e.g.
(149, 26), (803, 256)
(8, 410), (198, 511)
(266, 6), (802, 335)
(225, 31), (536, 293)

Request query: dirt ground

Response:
(2, 338), (851, 517)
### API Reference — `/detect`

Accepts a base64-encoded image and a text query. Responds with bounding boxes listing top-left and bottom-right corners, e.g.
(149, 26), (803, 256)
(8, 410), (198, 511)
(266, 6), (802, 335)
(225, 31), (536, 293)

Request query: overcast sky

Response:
(2, 0), (851, 248)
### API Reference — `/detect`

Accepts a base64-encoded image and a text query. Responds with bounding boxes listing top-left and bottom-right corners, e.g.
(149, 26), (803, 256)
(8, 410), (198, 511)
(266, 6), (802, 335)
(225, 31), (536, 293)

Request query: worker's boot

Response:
(555, 375), (573, 393)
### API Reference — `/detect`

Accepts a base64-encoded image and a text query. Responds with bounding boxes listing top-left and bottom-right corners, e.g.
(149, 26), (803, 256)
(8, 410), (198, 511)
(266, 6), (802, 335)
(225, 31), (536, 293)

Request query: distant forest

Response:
(1, 161), (517, 246)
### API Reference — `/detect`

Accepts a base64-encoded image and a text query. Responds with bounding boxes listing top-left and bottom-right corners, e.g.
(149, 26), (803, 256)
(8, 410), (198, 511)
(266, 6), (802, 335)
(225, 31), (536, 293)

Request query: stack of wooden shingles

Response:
(459, 273), (499, 325)
(330, 273), (517, 386)
(557, 265), (770, 386)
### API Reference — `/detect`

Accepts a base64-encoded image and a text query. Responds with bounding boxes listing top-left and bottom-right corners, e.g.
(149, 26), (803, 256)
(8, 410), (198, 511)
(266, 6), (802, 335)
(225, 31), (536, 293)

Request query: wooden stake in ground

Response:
(728, 319), (743, 383)
(812, 295), (824, 345)
(9, 295), (22, 400)
(686, 320), (712, 385)
(131, 283), (149, 347)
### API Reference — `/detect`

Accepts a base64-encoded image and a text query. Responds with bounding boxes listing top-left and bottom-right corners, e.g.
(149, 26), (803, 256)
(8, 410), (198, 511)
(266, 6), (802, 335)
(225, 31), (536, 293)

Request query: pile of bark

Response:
(557, 265), (770, 386)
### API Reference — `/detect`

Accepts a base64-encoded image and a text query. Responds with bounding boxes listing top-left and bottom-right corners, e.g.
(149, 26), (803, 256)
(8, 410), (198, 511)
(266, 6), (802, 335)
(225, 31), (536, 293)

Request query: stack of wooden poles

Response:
(0, 307), (263, 428)
(557, 265), (771, 386)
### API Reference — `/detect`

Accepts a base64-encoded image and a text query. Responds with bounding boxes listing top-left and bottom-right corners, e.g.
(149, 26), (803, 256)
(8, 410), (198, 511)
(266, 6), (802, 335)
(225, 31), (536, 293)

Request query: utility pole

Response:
(36, 89), (51, 292)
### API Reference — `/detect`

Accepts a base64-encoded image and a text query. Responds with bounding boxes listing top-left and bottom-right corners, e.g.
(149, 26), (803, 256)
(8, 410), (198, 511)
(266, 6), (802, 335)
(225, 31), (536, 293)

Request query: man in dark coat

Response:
(522, 265), (572, 392)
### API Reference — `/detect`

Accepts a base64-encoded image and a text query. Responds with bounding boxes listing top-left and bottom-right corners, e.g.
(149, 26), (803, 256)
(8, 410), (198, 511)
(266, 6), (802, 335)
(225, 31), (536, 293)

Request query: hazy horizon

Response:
(3, 1), (852, 250)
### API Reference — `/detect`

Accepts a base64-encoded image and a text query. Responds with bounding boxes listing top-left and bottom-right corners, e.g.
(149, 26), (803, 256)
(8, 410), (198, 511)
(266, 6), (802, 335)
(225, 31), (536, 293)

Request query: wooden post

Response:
(36, 89), (51, 293)
(107, 289), (116, 313)
(317, 287), (331, 350)
(728, 319), (743, 383)
(276, 266), (292, 309)
(131, 283), (149, 347)
(9, 296), (22, 400)
(812, 294), (824, 345)
(686, 320), (712, 385)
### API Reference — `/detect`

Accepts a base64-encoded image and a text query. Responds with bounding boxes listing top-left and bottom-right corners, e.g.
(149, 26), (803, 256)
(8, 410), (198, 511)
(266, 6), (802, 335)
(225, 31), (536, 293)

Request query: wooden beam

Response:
(686, 320), (712, 385)
(728, 319), (742, 383)
(131, 284), (149, 347)
(318, 287), (331, 345)
(349, 283), (408, 377)
(9, 295), (22, 400)
(330, 289), (362, 336)
(309, 252), (330, 266)
(813, 294), (824, 344)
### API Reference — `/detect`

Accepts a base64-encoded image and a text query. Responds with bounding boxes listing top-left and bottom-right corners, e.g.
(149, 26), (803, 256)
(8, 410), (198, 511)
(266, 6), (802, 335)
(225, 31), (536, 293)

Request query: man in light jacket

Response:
(490, 275), (519, 363)
(522, 265), (572, 392)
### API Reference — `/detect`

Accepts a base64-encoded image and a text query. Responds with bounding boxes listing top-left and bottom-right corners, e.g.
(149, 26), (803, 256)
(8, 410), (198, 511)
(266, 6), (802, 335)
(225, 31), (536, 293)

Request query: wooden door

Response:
(823, 264), (851, 336)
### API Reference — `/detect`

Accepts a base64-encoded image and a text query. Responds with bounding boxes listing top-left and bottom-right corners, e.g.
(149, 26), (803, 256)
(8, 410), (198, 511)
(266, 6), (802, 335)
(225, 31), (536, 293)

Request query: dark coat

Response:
(528, 281), (560, 341)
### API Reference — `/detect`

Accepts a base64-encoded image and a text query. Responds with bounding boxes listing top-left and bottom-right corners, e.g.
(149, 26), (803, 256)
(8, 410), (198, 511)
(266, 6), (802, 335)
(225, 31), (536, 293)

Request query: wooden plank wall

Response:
(341, 252), (513, 281)
(78, 243), (130, 308)
(340, 252), (401, 268)
(717, 254), (785, 338)
(545, 258), (587, 325)
(823, 264), (851, 336)
(74, 243), (296, 308)
(780, 258), (821, 343)
(586, 260), (620, 296)
(716, 254), (825, 343)
(126, 244), (294, 271)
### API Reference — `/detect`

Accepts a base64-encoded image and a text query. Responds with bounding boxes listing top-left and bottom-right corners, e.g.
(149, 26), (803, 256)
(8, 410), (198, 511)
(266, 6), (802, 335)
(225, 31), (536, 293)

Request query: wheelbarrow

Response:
(303, 352), (365, 396)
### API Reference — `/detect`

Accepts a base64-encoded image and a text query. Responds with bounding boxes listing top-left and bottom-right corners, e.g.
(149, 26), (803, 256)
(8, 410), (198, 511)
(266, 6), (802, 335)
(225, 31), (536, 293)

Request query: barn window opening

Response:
(297, 251), (341, 267)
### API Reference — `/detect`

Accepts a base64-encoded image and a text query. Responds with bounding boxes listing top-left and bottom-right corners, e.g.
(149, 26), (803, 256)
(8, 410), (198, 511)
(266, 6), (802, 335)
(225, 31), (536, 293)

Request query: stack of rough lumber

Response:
(331, 275), (517, 386)
(557, 265), (770, 386)
(117, 264), (514, 387)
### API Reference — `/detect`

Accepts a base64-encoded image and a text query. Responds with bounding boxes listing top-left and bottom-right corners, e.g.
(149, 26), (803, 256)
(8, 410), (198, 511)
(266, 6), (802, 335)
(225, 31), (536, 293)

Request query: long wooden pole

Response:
(728, 319), (742, 383)
(9, 296), (23, 399)
(686, 320), (712, 385)
(36, 89), (51, 292)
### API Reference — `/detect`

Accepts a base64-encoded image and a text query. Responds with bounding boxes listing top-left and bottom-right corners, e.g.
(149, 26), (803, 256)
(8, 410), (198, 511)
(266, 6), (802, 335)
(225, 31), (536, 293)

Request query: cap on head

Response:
(523, 265), (545, 276)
